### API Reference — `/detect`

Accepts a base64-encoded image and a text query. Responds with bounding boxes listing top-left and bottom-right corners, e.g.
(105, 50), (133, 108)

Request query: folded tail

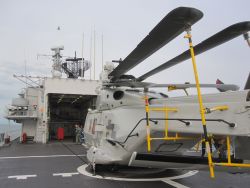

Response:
(216, 79), (226, 92)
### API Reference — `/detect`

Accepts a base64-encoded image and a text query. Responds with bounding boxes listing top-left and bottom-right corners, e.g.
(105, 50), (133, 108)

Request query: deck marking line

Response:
(0, 154), (86, 159)
(168, 170), (198, 180)
(53, 172), (79, 177)
(162, 179), (190, 188)
(8, 174), (37, 180)
(78, 164), (198, 187)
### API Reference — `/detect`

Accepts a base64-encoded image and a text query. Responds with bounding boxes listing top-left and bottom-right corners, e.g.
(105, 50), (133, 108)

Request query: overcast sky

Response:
(0, 0), (249, 125)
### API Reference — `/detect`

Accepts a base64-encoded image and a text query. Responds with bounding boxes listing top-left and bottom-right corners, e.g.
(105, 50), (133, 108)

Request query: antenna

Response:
(24, 49), (27, 88)
(24, 60), (27, 88)
(13, 74), (44, 87)
(93, 29), (96, 80)
(81, 33), (84, 78)
(102, 34), (104, 71)
(89, 29), (92, 80)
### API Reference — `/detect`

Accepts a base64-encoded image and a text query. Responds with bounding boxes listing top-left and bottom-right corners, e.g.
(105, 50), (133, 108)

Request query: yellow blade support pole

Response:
(165, 106), (168, 137)
(144, 90), (151, 152)
(184, 28), (215, 178)
(227, 136), (232, 164)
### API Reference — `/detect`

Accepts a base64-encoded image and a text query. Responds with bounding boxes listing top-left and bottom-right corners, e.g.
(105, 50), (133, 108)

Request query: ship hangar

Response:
(6, 77), (100, 143)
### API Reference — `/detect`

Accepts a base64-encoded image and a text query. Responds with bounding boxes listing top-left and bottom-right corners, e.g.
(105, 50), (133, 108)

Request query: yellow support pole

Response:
(165, 106), (168, 137)
(184, 28), (215, 178)
(144, 92), (151, 152)
(214, 163), (250, 168)
(227, 136), (232, 164)
(151, 136), (194, 141)
(150, 107), (178, 112)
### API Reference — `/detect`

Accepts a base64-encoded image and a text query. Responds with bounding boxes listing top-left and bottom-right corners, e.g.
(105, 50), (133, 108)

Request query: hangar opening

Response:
(47, 93), (96, 141)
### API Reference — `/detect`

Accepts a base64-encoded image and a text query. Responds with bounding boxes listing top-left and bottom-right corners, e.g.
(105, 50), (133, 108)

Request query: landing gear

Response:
(88, 162), (96, 176)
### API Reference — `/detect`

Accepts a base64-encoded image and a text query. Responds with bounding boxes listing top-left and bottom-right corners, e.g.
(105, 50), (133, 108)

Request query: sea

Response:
(0, 123), (21, 141)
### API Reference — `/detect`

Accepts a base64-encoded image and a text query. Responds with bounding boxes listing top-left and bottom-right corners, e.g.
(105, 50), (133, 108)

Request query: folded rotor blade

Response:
(109, 7), (203, 80)
(137, 21), (250, 81)
(150, 83), (239, 91)
(103, 82), (239, 91)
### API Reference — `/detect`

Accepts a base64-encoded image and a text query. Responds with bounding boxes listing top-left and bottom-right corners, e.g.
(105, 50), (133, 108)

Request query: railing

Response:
(0, 129), (21, 146)
(7, 110), (38, 118)
(109, 117), (234, 146)
(0, 133), (4, 146)
(7, 129), (21, 141)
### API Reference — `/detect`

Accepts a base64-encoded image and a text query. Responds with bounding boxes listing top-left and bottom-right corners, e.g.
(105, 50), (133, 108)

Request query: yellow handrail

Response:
(214, 136), (250, 168)
(151, 107), (177, 138)
(205, 105), (229, 114)
(144, 94), (151, 152)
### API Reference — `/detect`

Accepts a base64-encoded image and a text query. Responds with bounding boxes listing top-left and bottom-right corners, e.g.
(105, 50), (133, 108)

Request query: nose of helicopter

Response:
(87, 146), (122, 165)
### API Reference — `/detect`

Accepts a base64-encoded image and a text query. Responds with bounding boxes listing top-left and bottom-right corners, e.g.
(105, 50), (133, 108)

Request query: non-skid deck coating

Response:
(0, 141), (250, 188)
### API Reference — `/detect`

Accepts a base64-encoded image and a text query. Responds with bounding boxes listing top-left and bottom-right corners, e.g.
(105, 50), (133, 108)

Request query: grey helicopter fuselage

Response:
(83, 86), (250, 168)
(82, 6), (250, 169)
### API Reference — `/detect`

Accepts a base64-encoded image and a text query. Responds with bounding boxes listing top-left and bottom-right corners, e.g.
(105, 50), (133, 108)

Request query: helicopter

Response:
(83, 7), (250, 174)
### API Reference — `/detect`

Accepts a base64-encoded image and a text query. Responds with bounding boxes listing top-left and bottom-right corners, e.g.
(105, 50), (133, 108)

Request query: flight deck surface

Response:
(0, 142), (250, 188)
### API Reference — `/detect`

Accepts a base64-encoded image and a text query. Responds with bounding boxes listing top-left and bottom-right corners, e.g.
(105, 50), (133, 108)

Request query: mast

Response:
(81, 33), (84, 78)
(102, 34), (104, 71)
(93, 29), (96, 80)
(89, 30), (92, 80)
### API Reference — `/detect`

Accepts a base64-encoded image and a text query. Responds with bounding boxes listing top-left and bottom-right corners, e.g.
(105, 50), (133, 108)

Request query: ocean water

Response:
(0, 123), (21, 141)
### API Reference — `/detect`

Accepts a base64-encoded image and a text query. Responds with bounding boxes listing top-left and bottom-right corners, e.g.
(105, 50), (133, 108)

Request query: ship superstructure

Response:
(6, 46), (100, 143)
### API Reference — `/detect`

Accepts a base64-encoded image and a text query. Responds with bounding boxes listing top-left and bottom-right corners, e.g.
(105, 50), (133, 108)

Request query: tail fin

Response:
(216, 79), (226, 92)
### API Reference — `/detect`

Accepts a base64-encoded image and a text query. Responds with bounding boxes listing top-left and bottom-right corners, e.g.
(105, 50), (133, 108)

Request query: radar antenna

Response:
(62, 51), (91, 79)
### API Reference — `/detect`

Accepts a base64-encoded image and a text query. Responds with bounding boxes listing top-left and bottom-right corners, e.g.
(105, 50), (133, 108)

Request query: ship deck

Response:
(0, 141), (250, 188)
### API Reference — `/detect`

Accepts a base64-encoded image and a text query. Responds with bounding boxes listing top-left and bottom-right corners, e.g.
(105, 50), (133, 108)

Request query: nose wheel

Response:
(88, 162), (96, 176)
